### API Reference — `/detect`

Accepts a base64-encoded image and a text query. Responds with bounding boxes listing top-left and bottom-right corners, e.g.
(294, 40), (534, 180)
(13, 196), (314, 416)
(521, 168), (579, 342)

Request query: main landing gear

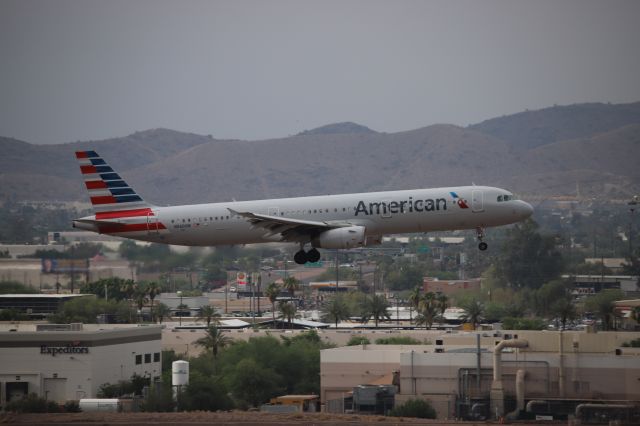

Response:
(476, 227), (488, 251)
(294, 246), (321, 264)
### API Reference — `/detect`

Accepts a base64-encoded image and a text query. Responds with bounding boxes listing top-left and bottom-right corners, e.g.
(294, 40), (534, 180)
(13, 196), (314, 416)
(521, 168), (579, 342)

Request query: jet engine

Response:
(312, 226), (366, 249)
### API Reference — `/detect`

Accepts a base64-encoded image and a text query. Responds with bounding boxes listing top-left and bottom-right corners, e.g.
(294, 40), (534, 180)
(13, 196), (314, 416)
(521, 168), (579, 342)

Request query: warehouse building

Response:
(0, 324), (162, 406)
(321, 330), (640, 420)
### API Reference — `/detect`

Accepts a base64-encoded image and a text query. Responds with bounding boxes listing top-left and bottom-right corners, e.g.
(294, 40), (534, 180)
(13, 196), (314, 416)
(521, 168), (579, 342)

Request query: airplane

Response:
(72, 150), (533, 264)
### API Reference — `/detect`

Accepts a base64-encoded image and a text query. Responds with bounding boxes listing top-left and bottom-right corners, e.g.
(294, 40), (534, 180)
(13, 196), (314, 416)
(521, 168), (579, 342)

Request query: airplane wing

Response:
(228, 208), (345, 243)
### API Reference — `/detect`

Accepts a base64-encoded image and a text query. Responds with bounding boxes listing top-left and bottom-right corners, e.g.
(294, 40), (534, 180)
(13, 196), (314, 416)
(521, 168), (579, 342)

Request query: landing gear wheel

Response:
(475, 226), (487, 251)
(307, 248), (321, 263)
(294, 250), (308, 265)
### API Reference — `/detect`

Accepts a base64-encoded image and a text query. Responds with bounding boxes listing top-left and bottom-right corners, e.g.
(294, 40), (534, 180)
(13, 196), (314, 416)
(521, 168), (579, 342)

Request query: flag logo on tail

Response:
(75, 150), (149, 213)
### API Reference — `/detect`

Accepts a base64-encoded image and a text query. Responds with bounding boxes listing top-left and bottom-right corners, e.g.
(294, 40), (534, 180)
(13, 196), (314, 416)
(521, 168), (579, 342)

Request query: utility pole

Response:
(629, 196), (638, 258)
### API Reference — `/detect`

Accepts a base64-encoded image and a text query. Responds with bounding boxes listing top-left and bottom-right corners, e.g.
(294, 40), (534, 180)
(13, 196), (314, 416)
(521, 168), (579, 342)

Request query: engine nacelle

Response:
(312, 226), (366, 249)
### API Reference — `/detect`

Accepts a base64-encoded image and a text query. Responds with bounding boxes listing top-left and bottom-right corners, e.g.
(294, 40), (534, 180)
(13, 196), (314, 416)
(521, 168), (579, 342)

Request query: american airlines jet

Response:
(72, 151), (533, 264)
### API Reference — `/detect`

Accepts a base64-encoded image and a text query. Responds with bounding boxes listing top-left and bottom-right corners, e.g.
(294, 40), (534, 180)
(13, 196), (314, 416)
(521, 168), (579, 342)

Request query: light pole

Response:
(177, 290), (183, 326)
(629, 196), (638, 258)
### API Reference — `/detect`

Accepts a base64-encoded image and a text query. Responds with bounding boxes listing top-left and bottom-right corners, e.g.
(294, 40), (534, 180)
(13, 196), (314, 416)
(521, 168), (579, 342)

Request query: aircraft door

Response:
(147, 211), (160, 234)
(471, 190), (484, 212)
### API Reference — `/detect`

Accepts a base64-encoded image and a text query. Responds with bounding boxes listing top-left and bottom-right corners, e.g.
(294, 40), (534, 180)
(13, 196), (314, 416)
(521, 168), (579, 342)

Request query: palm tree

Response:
(197, 305), (221, 326)
(360, 294), (391, 328)
(264, 282), (280, 323)
(416, 292), (438, 329)
(120, 279), (136, 322)
(278, 301), (297, 329)
(133, 284), (149, 310)
(408, 286), (422, 325)
(436, 293), (449, 323)
(322, 295), (350, 328)
(461, 297), (485, 330)
(282, 276), (300, 298)
(147, 282), (160, 309)
(153, 303), (171, 324)
(195, 326), (232, 359)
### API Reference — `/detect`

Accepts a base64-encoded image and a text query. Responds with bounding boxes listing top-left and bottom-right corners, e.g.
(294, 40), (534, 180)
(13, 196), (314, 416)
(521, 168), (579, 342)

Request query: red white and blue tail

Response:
(75, 150), (152, 214)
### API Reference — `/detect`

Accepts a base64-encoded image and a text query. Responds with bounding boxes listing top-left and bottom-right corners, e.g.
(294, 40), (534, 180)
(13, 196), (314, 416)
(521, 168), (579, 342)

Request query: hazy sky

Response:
(1, 0), (639, 144)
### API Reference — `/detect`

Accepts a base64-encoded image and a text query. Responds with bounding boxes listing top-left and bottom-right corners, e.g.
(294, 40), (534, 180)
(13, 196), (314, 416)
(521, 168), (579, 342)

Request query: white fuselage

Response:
(78, 185), (533, 246)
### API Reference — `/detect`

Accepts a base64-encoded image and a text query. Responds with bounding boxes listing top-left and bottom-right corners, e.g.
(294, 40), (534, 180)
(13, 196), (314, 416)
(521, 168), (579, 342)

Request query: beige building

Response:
(423, 277), (481, 296)
(0, 324), (162, 406)
(0, 258), (135, 291)
(321, 330), (640, 419)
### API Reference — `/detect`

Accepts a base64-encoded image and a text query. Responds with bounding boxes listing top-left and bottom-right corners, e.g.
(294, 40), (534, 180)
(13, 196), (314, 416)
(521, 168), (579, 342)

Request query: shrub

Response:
(374, 336), (423, 345)
(501, 317), (546, 330)
(346, 336), (370, 346)
(5, 393), (59, 413)
(63, 400), (81, 412)
(389, 398), (436, 419)
(621, 338), (640, 348)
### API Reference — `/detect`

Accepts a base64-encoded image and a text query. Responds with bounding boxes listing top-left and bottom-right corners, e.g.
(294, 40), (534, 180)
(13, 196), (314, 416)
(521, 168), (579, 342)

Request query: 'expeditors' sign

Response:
(40, 344), (89, 356)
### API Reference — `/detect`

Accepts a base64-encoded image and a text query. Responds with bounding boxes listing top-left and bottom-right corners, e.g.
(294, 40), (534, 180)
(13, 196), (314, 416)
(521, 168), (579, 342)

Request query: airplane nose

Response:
(518, 201), (534, 219)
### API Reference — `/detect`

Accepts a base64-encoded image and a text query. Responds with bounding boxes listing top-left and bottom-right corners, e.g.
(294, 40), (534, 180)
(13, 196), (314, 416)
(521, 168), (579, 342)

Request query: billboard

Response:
(236, 272), (248, 291)
(41, 259), (89, 273)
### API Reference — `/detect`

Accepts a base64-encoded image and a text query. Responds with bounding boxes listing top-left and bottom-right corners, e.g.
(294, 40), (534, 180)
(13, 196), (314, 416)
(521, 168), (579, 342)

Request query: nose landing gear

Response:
(476, 227), (488, 251)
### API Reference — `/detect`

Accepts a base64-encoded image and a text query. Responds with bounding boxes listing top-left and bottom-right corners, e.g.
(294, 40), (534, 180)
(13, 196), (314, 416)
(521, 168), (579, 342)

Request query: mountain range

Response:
(1, 102), (639, 206)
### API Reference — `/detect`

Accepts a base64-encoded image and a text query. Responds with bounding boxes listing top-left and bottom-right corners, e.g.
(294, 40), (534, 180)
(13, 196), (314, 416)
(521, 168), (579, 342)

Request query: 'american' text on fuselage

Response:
(354, 197), (447, 216)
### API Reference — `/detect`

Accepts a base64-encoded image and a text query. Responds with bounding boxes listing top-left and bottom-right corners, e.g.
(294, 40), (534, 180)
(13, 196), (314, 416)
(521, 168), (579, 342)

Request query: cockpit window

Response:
(497, 195), (503, 202)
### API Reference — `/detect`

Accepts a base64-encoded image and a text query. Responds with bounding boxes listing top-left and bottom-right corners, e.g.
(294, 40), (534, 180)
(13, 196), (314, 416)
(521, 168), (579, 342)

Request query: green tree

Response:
(152, 303), (172, 324)
(132, 284), (149, 312)
(282, 276), (300, 298)
(278, 301), (297, 328)
(142, 382), (175, 412)
(585, 289), (625, 331)
(79, 277), (131, 301)
(50, 297), (133, 324)
(321, 295), (350, 328)
(461, 297), (484, 330)
(407, 285), (422, 325)
(180, 375), (234, 411)
(436, 293), (449, 322)
(195, 326), (233, 359)
(229, 358), (284, 407)
(533, 280), (571, 317)
(551, 294), (578, 330)
(496, 219), (563, 289)
(197, 305), (220, 326)
(147, 282), (160, 309)
(416, 292), (438, 329)
(360, 294), (390, 328)
(264, 282), (280, 323)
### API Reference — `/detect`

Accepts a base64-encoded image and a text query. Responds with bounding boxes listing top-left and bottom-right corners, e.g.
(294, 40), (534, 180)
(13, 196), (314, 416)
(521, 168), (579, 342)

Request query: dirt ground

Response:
(0, 411), (565, 426)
